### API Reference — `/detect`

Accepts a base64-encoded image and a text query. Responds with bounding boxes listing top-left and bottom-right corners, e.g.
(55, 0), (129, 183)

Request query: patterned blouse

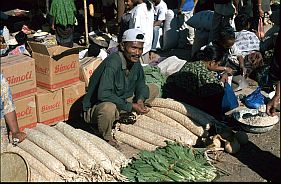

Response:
(1, 73), (15, 120)
(167, 61), (223, 97)
(1, 73), (15, 152)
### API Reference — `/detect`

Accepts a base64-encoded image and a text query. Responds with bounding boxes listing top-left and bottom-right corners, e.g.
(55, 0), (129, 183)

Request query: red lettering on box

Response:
(66, 97), (79, 106)
(35, 65), (49, 75)
(6, 71), (32, 86)
(16, 106), (32, 119)
(41, 102), (61, 113)
(54, 61), (76, 74)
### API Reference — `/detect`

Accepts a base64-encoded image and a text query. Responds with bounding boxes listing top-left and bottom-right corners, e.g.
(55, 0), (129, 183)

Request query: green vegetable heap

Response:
(49, 0), (76, 27)
(121, 141), (217, 182)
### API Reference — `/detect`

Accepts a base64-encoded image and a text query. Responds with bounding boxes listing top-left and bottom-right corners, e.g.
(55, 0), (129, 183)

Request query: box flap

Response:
(52, 47), (79, 61)
(79, 57), (93, 66)
(28, 41), (50, 56)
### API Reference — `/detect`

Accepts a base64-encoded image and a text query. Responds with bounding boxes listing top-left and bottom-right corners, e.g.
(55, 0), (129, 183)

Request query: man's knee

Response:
(96, 102), (118, 118)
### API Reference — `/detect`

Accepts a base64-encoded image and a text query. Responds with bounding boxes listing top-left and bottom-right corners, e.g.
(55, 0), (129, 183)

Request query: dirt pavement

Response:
(67, 78), (280, 182)
(68, 105), (280, 182)
(68, 26), (280, 181)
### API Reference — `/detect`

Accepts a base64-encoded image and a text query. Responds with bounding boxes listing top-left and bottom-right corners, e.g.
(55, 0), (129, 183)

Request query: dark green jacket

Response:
(82, 51), (149, 112)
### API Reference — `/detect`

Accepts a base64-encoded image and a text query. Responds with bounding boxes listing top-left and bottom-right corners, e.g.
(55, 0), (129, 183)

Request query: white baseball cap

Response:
(122, 28), (145, 43)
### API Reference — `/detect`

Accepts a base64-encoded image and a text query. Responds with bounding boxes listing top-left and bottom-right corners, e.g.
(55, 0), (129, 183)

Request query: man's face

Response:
(121, 41), (144, 63)
(125, 0), (134, 10)
(221, 39), (235, 50)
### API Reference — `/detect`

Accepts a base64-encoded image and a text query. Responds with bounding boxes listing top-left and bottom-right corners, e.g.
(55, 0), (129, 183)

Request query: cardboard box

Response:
(14, 95), (38, 131)
(1, 54), (37, 100)
(28, 41), (80, 91)
(62, 81), (86, 121)
(79, 57), (102, 87)
(35, 87), (64, 125)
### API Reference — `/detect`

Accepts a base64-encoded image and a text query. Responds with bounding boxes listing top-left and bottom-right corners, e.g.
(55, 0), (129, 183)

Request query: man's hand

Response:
(266, 82), (280, 116)
(266, 96), (279, 116)
(132, 100), (149, 114)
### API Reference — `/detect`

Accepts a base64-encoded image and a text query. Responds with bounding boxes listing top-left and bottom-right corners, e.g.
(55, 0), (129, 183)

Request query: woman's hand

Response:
(240, 66), (248, 78)
(220, 73), (229, 83)
(224, 67), (233, 75)
(12, 132), (26, 143)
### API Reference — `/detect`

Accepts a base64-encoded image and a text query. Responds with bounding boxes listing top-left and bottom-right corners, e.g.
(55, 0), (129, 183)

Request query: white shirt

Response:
(235, 30), (260, 56)
(154, 0), (168, 21)
(129, 3), (154, 54)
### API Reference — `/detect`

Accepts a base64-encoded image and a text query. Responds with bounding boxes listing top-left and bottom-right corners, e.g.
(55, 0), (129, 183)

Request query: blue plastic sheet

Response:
(244, 86), (266, 109)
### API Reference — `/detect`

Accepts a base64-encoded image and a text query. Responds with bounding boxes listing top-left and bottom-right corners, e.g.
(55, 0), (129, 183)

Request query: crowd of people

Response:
(0, 0), (280, 149)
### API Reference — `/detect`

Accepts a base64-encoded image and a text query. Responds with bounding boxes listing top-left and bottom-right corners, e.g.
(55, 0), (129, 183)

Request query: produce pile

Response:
(113, 98), (221, 151)
(6, 122), (129, 182)
(121, 141), (218, 182)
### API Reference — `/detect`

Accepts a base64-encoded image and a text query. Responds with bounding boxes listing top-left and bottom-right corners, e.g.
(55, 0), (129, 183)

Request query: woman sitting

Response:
(205, 27), (264, 78)
(162, 46), (230, 119)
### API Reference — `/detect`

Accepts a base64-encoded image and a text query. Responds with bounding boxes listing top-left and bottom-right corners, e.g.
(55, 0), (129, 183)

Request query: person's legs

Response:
(55, 25), (74, 47)
(92, 102), (119, 141)
(117, 0), (125, 24)
(178, 11), (194, 48)
(151, 26), (161, 52)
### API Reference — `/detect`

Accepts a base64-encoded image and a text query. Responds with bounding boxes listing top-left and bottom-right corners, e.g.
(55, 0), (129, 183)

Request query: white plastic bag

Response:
(157, 56), (187, 76)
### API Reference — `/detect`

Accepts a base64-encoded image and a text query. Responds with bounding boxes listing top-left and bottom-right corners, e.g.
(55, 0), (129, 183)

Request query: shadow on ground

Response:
(235, 141), (280, 182)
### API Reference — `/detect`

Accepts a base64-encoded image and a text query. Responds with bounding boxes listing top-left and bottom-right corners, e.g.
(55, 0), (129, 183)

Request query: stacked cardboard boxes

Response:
(35, 87), (64, 125)
(28, 41), (80, 91)
(28, 42), (86, 123)
(62, 81), (85, 121)
(1, 54), (38, 130)
(79, 57), (102, 87)
(1, 42), (101, 129)
(13, 95), (37, 131)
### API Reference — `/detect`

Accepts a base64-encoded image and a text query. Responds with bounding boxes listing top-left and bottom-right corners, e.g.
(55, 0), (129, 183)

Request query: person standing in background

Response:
(238, 0), (264, 32)
(117, 0), (126, 26)
(101, 0), (117, 33)
(129, 0), (154, 64)
(266, 29), (280, 117)
(50, 0), (77, 47)
(150, 0), (168, 53)
(1, 73), (26, 153)
(178, 0), (198, 48)
(118, 0), (135, 43)
(88, 0), (104, 32)
(209, 0), (239, 43)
